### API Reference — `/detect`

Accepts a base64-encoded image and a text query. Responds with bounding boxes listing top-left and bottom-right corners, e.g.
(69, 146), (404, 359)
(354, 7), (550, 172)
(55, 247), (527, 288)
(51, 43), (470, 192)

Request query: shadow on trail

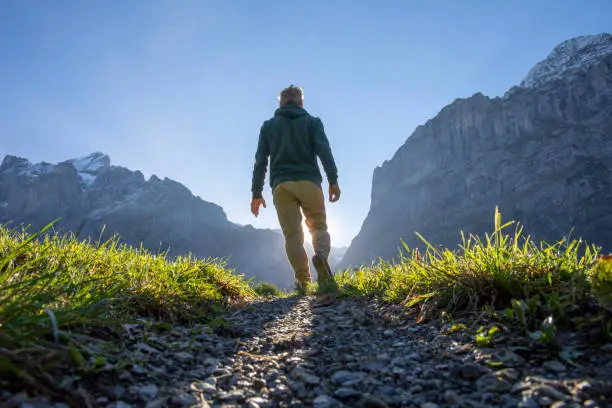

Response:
(304, 296), (413, 407)
(163, 294), (612, 408)
(118, 296), (301, 408)
(221, 296), (299, 336)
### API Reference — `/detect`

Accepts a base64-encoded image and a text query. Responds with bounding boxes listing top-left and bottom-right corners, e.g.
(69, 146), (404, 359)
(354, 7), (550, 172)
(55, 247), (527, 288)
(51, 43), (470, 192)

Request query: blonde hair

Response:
(279, 85), (304, 107)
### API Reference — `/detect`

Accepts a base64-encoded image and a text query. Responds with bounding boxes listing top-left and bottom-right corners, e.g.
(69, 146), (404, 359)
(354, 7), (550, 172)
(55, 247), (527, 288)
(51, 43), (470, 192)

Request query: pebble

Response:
(331, 370), (366, 385)
(476, 373), (512, 393)
(443, 390), (462, 405)
(4, 297), (612, 408)
(359, 393), (390, 408)
(246, 397), (271, 408)
(512, 380), (531, 393)
(497, 367), (521, 382)
(518, 397), (540, 408)
(108, 385), (127, 399)
(145, 399), (167, 408)
(169, 393), (198, 407)
(107, 403), (132, 408)
(174, 351), (194, 361)
(313, 395), (336, 408)
(333, 387), (359, 400)
(532, 384), (570, 401)
(542, 360), (567, 373)
(291, 367), (321, 385)
(501, 394), (520, 407)
(407, 352), (422, 361)
(196, 381), (216, 394)
(139, 384), (159, 402)
(538, 396), (555, 406)
(218, 389), (245, 402)
(133, 343), (159, 354)
(460, 363), (485, 380)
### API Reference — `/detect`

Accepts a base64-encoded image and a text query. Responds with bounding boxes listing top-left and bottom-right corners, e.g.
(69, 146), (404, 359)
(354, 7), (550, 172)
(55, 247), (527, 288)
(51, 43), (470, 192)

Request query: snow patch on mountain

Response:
(66, 152), (110, 174)
(78, 172), (97, 186)
(18, 162), (55, 178)
(520, 33), (612, 88)
(64, 152), (110, 186)
(1, 152), (111, 187)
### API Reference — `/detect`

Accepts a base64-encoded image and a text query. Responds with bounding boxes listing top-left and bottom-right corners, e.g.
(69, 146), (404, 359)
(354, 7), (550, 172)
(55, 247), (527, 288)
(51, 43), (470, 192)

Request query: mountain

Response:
(339, 33), (612, 270)
(0, 153), (299, 287)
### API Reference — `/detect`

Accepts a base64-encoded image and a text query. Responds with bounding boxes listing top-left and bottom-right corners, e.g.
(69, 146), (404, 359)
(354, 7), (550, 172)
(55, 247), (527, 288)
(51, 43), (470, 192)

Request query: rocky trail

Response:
(4, 296), (612, 408)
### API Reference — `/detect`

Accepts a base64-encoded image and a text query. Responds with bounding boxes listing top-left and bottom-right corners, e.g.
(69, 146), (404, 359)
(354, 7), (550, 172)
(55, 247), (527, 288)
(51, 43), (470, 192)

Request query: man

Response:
(251, 85), (340, 293)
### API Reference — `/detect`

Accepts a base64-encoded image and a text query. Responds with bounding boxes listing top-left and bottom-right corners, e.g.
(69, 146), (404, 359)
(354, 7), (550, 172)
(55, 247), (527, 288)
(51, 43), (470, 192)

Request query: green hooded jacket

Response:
(251, 105), (338, 199)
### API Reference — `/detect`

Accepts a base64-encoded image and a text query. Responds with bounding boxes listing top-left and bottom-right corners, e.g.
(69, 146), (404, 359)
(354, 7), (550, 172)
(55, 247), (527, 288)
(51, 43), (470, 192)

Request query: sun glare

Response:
(301, 217), (337, 244)
(302, 219), (313, 243)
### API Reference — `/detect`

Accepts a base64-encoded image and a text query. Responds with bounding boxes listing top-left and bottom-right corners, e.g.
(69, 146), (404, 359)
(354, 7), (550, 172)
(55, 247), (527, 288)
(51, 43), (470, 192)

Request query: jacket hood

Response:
(274, 105), (308, 119)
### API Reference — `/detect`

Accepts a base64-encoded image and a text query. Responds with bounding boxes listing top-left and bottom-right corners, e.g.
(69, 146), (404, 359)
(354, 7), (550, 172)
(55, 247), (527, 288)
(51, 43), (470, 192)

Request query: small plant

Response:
(253, 282), (281, 297)
(527, 315), (559, 351)
(441, 322), (467, 335)
(504, 297), (540, 333)
(208, 316), (229, 331)
(476, 325), (500, 347)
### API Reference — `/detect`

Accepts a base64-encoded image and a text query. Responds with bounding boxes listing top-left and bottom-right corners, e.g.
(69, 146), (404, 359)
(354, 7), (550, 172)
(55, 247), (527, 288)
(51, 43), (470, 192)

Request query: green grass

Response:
(253, 281), (282, 297)
(0, 222), (256, 386)
(335, 208), (612, 340)
(2, 208), (612, 391)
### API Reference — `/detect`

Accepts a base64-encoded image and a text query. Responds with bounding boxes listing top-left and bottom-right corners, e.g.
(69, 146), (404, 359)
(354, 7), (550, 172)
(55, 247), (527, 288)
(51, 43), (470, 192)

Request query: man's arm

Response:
(251, 123), (269, 199)
(312, 118), (338, 186)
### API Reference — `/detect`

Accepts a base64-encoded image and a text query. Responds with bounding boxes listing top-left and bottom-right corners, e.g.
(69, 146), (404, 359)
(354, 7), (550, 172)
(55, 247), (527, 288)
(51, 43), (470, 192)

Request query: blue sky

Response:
(1, 1), (610, 247)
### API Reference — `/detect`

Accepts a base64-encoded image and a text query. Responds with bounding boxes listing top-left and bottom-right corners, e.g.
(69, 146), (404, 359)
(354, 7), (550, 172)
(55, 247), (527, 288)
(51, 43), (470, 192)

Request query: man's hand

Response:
(329, 184), (341, 203)
(251, 197), (266, 217)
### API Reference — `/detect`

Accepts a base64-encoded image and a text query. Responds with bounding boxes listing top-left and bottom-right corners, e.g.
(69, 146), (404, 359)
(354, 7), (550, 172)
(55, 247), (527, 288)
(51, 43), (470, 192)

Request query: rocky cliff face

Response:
(0, 153), (296, 288)
(340, 33), (612, 269)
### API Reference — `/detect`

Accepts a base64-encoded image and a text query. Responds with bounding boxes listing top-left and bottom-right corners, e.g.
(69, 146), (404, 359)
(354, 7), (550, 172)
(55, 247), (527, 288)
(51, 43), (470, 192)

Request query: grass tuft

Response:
(336, 208), (612, 338)
(253, 281), (282, 297)
(0, 222), (256, 386)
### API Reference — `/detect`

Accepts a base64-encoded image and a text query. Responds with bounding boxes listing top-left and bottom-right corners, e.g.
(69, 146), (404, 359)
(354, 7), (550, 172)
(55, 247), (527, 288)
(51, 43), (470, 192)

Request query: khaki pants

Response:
(273, 180), (331, 287)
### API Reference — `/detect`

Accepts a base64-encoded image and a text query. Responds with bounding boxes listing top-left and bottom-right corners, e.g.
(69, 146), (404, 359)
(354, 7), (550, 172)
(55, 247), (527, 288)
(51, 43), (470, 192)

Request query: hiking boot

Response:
(312, 254), (338, 295)
(312, 254), (333, 284)
(294, 281), (311, 297)
(314, 293), (336, 307)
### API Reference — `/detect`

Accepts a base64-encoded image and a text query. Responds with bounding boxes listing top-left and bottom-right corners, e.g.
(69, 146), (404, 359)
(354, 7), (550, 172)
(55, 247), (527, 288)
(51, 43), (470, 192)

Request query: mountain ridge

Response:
(339, 33), (612, 270)
(0, 152), (347, 287)
(0, 153), (293, 286)
(520, 33), (612, 88)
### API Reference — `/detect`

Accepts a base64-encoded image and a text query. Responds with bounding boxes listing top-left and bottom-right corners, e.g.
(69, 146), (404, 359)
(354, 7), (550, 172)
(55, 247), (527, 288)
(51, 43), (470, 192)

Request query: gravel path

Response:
(3, 296), (612, 408)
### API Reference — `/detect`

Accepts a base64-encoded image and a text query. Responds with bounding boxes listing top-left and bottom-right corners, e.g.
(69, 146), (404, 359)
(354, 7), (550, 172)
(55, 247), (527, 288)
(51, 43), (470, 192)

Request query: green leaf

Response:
(69, 344), (86, 368)
(476, 334), (489, 347)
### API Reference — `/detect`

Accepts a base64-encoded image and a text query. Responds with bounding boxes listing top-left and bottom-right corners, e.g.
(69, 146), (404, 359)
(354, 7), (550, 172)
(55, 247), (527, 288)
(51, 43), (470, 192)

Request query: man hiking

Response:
(250, 85), (340, 295)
